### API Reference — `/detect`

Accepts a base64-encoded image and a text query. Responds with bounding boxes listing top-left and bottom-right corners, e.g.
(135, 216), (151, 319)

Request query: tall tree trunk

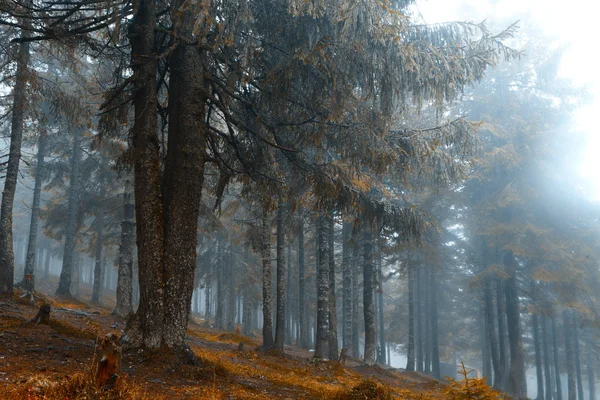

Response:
(406, 265), (416, 371)
(351, 225), (360, 359)
(497, 278), (508, 390)
(342, 221), (352, 353)
(261, 212), (274, 349)
(56, 128), (82, 297)
(285, 241), (292, 345)
(572, 312), (584, 400)
(21, 131), (46, 292)
(430, 266), (440, 379)
(533, 313), (545, 400)
(314, 213), (329, 359)
(424, 265), (431, 374)
(485, 276), (503, 389)
(564, 310), (576, 400)
(0, 22), (30, 296)
(362, 225), (376, 366)
(328, 210), (338, 360)
(587, 342), (596, 400)
(416, 266), (423, 372)
(275, 201), (286, 352)
(482, 303), (492, 382)
(43, 248), (50, 281)
(215, 238), (224, 329)
(298, 218), (307, 349)
(542, 316), (553, 400)
(91, 174), (107, 304)
(227, 242), (236, 330)
(552, 315), (563, 400)
(114, 177), (134, 316)
(377, 244), (385, 364)
(504, 251), (527, 398)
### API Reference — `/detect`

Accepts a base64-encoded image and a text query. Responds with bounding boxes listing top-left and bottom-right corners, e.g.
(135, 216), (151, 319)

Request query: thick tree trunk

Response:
(314, 214), (329, 359)
(552, 315), (563, 400)
(533, 313), (545, 400)
(21, 131), (46, 292)
(0, 26), (30, 296)
(572, 312), (584, 400)
(113, 178), (134, 316)
(56, 128), (82, 297)
(261, 212), (274, 349)
(564, 310), (576, 400)
(297, 219), (307, 349)
(542, 316), (553, 400)
(482, 303), (492, 382)
(362, 225), (376, 366)
(406, 266), (416, 371)
(342, 221), (352, 352)
(327, 210), (338, 360)
(275, 201), (286, 352)
(504, 251), (526, 398)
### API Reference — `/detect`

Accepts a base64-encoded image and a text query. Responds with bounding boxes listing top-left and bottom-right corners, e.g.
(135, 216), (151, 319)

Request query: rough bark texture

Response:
(0, 26), (30, 296)
(327, 211), (338, 360)
(406, 266), (415, 371)
(362, 226), (376, 366)
(114, 177), (134, 316)
(504, 251), (526, 398)
(261, 212), (274, 349)
(314, 214), (329, 359)
(275, 201), (286, 352)
(22, 131), (46, 292)
(564, 310), (576, 400)
(56, 128), (82, 297)
(297, 219), (307, 349)
(341, 222), (352, 353)
(533, 313), (544, 400)
(552, 315), (563, 400)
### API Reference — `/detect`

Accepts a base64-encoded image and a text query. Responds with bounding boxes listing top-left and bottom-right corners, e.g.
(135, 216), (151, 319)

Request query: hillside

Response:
(0, 283), (493, 399)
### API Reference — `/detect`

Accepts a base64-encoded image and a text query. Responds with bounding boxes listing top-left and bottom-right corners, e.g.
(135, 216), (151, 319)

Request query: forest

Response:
(0, 0), (598, 399)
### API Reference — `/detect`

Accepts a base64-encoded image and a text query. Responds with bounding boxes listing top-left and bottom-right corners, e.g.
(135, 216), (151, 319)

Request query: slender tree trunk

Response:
(91, 176), (107, 304)
(406, 265), (416, 371)
(497, 278), (508, 390)
(587, 342), (596, 400)
(482, 303), (492, 382)
(542, 315), (553, 400)
(43, 248), (50, 281)
(298, 218), (307, 349)
(342, 222), (352, 353)
(504, 251), (526, 398)
(552, 315), (563, 400)
(114, 177), (134, 316)
(227, 242), (236, 330)
(328, 210), (338, 360)
(416, 266), (423, 372)
(216, 239), (224, 329)
(564, 310), (576, 400)
(376, 244), (385, 364)
(424, 265), (431, 374)
(21, 131), (46, 292)
(351, 226), (360, 359)
(261, 212), (274, 349)
(243, 244), (252, 335)
(275, 201), (286, 352)
(533, 313), (545, 400)
(285, 241), (292, 345)
(314, 213), (329, 359)
(485, 276), (503, 389)
(572, 312), (584, 400)
(0, 23), (30, 296)
(362, 225), (376, 366)
(430, 266), (440, 379)
(56, 128), (82, 297)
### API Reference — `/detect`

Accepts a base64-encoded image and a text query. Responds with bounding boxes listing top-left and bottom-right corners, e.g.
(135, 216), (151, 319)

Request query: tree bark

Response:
(377, 244), (385, 364)
(406, 265), (416, 371)
(430, 266), (440, 379)
(314, 213), (329, 359)
(21, 131), (46, 292)
(215, 238), (224, 329)
(564, 310), (576, 400)
(533, 313), (545, 400)
(572, 312), (584, 400)
(351, 225), (360, 359)
(587, 342), (596, 400)
(91, 171), (107, 304)
(362, 225), (376, 366)
(327, 210), (338, 360)
(275, 201), (286, 352)
(227, 242), (236, 330)
(261, 212), (274, 349)
(0, 22), (30, 296)
(484, 276), (503, 389)
(416, 266), (423, 372)
(497, 278), (508, 390)
(56, 127), (82, 297)
(542, 316), (553, 400)
(113, 177), (134, 316)
(504, 251), (526, 398)
(342, 221), (352, 353)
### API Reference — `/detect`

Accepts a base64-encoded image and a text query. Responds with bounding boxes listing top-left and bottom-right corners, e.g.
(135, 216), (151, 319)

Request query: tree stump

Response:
(28, 302), (51, 324)
(94, 333), (121, 389)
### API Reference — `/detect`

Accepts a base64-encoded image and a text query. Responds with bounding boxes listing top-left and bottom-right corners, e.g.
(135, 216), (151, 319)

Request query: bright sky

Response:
(416, 0), (600, 200)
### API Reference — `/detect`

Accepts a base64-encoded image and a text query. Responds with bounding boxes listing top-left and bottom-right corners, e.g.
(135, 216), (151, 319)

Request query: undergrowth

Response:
(444, 363), (507, 399)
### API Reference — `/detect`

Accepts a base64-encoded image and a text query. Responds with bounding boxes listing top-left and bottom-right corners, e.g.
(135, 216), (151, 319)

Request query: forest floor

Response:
(0, 280), (450, 399)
